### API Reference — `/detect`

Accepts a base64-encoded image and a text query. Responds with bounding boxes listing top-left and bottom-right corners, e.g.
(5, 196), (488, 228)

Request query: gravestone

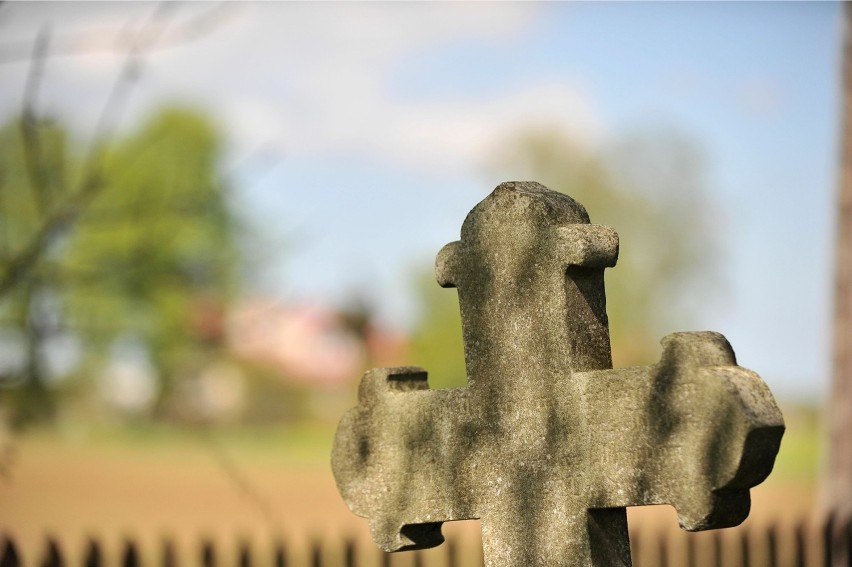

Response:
(332, 182), (784, 567)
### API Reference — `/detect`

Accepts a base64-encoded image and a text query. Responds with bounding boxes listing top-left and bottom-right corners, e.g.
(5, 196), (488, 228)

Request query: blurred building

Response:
(227, 299), (408, 390)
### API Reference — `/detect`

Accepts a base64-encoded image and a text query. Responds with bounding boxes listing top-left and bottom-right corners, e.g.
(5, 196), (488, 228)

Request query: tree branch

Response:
(82, 2), (174, 170)
(19, 25), (54, 215)
(0, 178), (98, 298)
(0, 160), (7, 260)
(0, 3), (240, 65)
(0, 3), (179, 300)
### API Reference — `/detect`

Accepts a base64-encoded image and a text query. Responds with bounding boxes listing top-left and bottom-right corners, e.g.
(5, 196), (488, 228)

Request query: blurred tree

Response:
(0, 4), (244, 427)
(0, 108), (239, 425)
(409, 128), (719, 387)
(61, 108), (238, 417)
(408, 270), (466, 390)
(0, 118), (72, 424)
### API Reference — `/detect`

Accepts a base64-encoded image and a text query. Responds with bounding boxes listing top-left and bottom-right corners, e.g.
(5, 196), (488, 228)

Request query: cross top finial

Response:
(438, 181), (618, 384)
(332, 182), (784, 567)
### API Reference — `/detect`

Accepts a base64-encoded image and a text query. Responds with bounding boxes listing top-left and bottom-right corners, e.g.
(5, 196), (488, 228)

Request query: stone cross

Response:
(332, 182), (785, 567)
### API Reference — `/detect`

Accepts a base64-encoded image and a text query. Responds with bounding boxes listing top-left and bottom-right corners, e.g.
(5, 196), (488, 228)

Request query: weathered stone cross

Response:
(332, 182), (784, 567)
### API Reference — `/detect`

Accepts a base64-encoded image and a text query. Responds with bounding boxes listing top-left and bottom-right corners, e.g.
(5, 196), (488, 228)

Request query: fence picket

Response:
(201, 539), (216, 567)
(713, 530), (723, 567)
(826, 514), (836, 567)
(846, 517), (852, 567)
(795, 520), (807, 567)
(309, 540), (322, 567)
(238, 540), (252, 567)
(743, 527), (753, 567)
(122, 539), (140, 567)
(658, 531), (669, 567)
(767, 524), (779, 567)
(84, 538), (102, 567)
(40, 537), (63, 567)
(343, 539), (356, 567)
(162, 538), (177, 567)
(6, 519), (852, 567)
(446, 539), (457, 567)
(686, 532), (696, 567)
(831, 515), (852, 567)
(0, 537), (20, 567)
(273, 540), (287, 567)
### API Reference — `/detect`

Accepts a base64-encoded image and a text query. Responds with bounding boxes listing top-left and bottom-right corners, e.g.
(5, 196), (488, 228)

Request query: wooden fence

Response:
(1, 516), (849, 567)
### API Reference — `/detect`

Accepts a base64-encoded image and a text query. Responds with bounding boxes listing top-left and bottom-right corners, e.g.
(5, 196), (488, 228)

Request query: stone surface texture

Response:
(332, 182), (785, 567)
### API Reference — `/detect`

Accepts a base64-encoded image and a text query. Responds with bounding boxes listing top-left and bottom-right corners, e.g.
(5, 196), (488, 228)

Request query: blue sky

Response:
(0, 2), (841, 402)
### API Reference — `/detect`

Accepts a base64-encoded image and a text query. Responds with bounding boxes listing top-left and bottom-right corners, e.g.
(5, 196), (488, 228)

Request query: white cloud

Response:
(189, 4), (600, 170)
(0, 3), (601, 171)
(375, 84), (602, 170)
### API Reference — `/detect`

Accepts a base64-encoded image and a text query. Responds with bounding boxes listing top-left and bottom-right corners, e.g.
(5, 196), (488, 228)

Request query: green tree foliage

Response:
(408, 273), (466, 390)
(409, 128), (719, 387)
(0, 118), (75, 424)
(0, 107), (239, 425)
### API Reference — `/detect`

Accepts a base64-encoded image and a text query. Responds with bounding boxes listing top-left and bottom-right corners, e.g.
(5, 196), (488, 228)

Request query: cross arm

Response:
(555, 225), (619, 269)
(573, 331), (784, 531)
(332, 367), (480, 552)
(434, 224), (618, 289)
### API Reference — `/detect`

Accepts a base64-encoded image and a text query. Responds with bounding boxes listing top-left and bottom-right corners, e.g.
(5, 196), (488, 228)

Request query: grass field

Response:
(0, 401), (823, 564)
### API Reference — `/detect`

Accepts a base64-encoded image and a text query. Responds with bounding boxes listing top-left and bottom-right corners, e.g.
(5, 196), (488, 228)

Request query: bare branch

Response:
(21, 26), (50, 124)
(197, 429), (282, 530)
(0, 177), (98, 298)
(0, 3), (241, 65)
(0, 3), (186, 300)
(0, 159), (7, 260)
(19, 25), (53, 215)
(156, 2), (242, 49)
(84, 2), (174, 164)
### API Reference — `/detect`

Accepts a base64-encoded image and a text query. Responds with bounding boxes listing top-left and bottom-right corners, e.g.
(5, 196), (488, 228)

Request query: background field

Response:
(0, 402), (821, 564)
